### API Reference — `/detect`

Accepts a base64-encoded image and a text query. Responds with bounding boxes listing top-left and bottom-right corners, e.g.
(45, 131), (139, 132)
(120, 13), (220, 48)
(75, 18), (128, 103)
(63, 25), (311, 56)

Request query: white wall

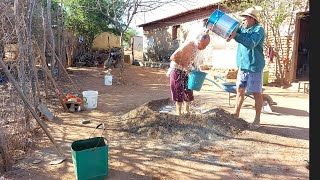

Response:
(133, 36), (143, 61)
(133, 36), (143, 51)
(208, 33), (238, 68)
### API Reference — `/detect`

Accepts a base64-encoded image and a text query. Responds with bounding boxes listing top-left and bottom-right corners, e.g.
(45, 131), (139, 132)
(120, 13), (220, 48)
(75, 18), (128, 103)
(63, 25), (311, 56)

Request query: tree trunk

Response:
(66, 38), (73, 67)
(46, 0), (56, 78)
(131, 37), (135, 65)
(60, 27), (67, 69)
(14, 0), (31, 128)
(0, 129), (11, 173)
(41, 6), (49, 99)
(60, 0), (67, 69)
(119, 32), (125, 72)
(27, 0), (41, 109)
(56, 5), (61, 73)
(46, 41), (80, 94)
(271, 27), (284, 86)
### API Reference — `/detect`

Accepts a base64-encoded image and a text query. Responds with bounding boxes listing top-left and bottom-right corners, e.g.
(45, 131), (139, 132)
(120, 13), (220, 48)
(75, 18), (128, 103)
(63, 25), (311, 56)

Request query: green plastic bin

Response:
(71, 137), (108, 180)
(263, 70), (269, 85)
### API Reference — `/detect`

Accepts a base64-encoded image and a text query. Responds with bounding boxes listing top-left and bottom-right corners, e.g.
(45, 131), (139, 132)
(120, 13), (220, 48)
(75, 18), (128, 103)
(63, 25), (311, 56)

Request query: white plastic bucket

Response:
(82, 90), (98, 109)
(206, 9), (240, 39)
(104, 75), (112, 85)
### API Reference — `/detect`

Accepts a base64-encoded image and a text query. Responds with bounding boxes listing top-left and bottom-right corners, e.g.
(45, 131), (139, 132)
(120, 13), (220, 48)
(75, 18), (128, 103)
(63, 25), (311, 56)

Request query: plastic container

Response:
(188, 70), (208, 91)
(71, 137), (108, 180)
(263, 70), (269, 85)
(104, 75), (112, 85)
(206, 9), (240, 39)
(82, 90), (98, 109)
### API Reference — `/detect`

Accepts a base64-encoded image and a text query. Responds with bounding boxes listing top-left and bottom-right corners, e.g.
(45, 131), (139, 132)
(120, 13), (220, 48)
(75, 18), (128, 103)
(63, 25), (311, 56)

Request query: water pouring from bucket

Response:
(184, 24), (209, 43)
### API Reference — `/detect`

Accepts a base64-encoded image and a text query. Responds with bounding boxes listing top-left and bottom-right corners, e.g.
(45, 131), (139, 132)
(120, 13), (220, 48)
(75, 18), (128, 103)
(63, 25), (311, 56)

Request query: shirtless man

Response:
(169, 32), (210, 115)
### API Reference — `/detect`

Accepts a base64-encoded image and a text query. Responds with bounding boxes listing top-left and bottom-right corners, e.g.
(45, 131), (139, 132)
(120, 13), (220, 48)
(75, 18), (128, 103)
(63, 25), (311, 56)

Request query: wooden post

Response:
(35, 41), (69, 112)
(46, 0), (56, 78)
(14, 0), (31, 127)
(40, 6), (49, 99)
(41, 58), (69, 112)
(46, 40), (80, 94)
(27, 0), (41, 108)
(0, 129), (11, 172)
(32, 44), (41, 99)
(131, 37), (135, 65)
(0, 55), (66, 159)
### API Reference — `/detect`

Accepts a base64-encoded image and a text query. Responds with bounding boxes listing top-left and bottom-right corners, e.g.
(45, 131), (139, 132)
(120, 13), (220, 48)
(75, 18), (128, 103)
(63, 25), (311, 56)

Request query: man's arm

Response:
(234, 26), (265, 49)
(226, 26), (241, 42)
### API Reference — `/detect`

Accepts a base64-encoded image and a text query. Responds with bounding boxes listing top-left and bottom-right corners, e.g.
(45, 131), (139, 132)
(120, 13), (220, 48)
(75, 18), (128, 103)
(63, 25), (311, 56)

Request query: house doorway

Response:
(295, 12), (310, 81)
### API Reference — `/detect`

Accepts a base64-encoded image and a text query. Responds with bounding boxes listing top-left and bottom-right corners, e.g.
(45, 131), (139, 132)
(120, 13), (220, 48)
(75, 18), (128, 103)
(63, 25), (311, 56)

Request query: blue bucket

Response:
(188, 70), (207, 91)
(206, 9), (240, 39)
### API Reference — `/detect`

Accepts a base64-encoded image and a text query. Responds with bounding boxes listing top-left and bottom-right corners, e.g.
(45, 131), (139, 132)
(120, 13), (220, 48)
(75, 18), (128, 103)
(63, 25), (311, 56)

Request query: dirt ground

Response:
(1, 63), (309, 180)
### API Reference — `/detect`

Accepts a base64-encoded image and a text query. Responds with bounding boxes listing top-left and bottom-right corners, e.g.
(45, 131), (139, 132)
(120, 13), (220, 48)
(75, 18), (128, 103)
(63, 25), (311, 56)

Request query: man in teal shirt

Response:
(227, 7), (265, 129)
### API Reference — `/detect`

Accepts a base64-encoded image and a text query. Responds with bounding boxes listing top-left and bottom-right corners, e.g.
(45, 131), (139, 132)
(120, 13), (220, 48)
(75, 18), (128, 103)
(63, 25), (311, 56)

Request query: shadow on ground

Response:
(251, 124), (309, 141)
(271, 106), (309, 117)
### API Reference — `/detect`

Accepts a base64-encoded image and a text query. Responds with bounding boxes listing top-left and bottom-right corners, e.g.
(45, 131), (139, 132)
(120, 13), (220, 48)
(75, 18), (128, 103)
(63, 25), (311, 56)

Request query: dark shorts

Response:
(170, 68), (194, 102)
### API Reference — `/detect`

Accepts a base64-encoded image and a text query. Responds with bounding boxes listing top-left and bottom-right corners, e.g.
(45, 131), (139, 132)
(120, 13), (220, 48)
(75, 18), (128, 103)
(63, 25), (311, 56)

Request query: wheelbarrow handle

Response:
(214, 75), (228, 83)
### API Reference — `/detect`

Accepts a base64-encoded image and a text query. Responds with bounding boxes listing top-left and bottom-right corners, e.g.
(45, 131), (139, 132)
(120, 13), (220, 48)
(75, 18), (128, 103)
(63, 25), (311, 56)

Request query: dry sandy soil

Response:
(1, 63), (309, 180)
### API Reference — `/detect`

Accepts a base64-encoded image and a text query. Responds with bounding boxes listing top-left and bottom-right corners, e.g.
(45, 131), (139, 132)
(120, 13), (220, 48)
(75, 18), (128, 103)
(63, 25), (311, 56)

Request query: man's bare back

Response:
(170, 41), (197, 68)
(170, 32), (210, 68)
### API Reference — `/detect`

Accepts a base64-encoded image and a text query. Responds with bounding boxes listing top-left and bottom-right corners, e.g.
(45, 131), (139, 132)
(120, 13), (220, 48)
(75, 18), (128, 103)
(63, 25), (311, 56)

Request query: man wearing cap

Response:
(227, 7), (265, 129)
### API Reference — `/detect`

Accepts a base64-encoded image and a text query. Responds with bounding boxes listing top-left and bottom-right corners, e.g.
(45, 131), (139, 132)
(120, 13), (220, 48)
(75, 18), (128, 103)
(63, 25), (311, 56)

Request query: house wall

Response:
(132, 36), (143, 61)
(143, 27), (178, 62)
(92, 32), (120, 50)
(264, 10), (309, 84)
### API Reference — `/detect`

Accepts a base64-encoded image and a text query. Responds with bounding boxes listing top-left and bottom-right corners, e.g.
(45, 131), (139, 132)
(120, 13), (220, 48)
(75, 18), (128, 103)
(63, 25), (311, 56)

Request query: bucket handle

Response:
(89, 123), (108, 151)
(95, 123), (105, 130)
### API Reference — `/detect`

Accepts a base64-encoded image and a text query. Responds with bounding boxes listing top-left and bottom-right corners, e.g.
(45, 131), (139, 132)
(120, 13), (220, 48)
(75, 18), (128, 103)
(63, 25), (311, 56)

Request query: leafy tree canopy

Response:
(60, 0), (129, 47)
(122, 28), (139, 48)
